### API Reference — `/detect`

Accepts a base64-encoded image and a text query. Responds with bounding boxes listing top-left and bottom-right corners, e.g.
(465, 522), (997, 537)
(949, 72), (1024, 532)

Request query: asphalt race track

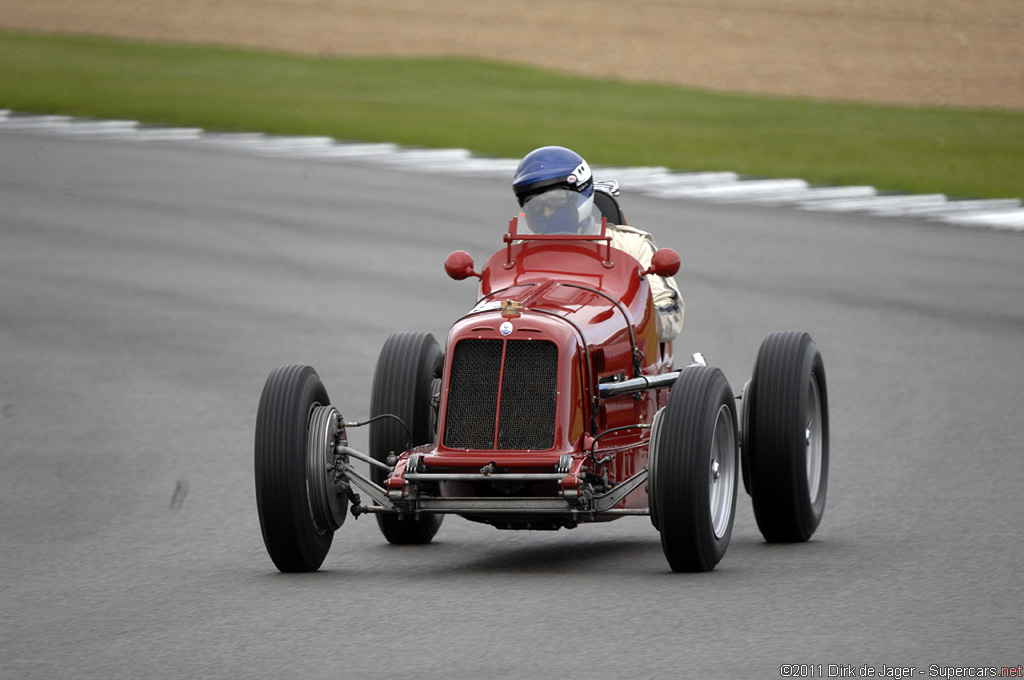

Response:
(2, 129), (1021, 679)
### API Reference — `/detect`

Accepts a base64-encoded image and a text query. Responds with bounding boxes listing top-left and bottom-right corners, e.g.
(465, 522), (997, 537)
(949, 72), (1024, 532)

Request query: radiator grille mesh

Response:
(443, 339), (558, 450)
(497, 340), (557, 449)
(443, 340), (501, 449)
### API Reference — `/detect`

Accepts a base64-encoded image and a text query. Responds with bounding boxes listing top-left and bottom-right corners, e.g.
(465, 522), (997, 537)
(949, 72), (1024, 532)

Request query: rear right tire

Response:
(369, 332), (444, 544)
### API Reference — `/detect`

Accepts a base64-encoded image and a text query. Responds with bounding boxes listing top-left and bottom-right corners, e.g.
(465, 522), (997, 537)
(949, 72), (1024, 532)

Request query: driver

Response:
(512, 146), (684, 343)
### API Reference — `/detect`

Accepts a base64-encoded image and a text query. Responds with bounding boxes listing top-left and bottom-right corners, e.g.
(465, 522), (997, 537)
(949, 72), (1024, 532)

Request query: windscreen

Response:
(520, 188), (601, 235)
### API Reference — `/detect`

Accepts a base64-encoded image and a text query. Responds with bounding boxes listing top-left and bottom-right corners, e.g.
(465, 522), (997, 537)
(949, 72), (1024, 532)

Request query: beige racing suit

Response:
(607, 223), (684, 343)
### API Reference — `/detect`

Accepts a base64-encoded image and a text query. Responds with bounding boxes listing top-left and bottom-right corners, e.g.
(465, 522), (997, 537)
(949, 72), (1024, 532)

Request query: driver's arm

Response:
(609, 226), (684, 342)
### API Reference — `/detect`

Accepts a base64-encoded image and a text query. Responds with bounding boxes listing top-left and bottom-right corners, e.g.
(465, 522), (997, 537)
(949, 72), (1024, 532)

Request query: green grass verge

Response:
(2, 29), (1022, 199)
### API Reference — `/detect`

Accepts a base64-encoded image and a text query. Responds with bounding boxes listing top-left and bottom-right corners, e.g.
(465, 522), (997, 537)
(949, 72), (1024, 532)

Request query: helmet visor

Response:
(520, 188), (600, 235)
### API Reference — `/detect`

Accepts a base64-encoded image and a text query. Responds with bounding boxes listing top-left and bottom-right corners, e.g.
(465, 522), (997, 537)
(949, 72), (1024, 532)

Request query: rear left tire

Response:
(743, 331), (829, 542)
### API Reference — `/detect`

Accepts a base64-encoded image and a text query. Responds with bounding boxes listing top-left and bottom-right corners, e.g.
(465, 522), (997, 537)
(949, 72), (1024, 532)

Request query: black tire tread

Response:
(255, 364), (332, 572)
(369, 332), (444, 544)
(654, 366), (737, 572)
(746, 331), (829, 542)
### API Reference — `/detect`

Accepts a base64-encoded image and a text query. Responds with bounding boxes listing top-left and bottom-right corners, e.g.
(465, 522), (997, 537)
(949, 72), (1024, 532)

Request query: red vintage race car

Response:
(254, 195), (829, 573)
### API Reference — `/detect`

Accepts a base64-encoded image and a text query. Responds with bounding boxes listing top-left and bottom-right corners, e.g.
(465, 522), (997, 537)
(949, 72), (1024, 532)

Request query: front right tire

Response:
(254, 365), (334, 572)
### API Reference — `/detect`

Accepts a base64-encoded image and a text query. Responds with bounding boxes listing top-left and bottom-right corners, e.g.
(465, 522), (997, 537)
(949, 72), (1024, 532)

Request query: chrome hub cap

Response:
(307, 405), (347, 534)
(709, 404), (737, 539)
(805, 376), (823, 505)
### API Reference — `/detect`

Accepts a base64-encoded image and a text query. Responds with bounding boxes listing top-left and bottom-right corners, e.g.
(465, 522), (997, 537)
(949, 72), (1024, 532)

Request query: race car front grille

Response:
(443, 340), (502, 449)
(496, 339), (557, 449)
(444, 339), (557, 450)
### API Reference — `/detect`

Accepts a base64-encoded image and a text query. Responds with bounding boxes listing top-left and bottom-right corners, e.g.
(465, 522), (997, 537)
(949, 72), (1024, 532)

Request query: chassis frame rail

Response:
(342, 456), (650, 518)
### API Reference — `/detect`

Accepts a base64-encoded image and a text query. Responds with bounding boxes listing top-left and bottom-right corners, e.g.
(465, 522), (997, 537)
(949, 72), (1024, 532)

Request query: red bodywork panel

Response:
(401, 223), (675, 524)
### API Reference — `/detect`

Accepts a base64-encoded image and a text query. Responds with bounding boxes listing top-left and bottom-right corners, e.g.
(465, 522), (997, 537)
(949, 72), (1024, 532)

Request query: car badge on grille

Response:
(499, 321), (513, 336)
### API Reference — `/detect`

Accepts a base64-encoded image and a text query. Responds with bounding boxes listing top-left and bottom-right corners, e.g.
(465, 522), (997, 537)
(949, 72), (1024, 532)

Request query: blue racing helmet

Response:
(513, 146), (599, 234)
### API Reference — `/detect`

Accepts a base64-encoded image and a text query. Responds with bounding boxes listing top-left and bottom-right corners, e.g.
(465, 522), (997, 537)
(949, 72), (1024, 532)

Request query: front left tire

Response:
(650, 365), (739, 572)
